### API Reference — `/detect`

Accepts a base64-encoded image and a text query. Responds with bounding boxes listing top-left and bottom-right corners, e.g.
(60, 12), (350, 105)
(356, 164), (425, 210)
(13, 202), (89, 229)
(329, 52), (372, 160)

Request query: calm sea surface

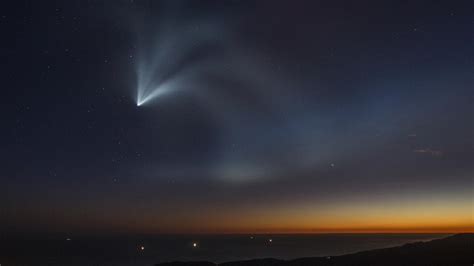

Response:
(0, 234), (449, 266)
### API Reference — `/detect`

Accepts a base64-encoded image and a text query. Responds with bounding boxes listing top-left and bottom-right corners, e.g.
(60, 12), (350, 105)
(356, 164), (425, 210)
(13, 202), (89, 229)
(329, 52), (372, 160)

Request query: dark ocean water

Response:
(0, 234), (449, 266)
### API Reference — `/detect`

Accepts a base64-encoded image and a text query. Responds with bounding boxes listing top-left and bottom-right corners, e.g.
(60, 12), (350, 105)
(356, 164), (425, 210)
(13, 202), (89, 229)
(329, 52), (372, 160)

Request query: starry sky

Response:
(1, 0), (473, 235)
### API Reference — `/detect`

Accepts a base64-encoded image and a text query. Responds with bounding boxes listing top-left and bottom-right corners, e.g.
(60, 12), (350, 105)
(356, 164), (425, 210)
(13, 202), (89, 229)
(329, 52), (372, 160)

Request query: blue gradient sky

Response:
(1, 0), (472, 234)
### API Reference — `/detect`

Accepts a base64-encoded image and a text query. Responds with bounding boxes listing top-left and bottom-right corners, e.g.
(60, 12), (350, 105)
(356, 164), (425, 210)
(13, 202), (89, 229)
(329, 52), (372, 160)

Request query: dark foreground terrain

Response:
(157, 233), (473, 266)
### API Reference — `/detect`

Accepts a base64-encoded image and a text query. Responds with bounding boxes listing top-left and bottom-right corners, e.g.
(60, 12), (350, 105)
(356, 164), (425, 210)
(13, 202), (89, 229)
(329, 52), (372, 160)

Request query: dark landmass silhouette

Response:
(156, 233), (473, 266)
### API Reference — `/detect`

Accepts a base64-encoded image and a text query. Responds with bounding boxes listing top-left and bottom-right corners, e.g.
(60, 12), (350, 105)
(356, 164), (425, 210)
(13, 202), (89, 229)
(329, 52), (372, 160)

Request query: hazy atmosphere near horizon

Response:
(1, 0), (473, 243)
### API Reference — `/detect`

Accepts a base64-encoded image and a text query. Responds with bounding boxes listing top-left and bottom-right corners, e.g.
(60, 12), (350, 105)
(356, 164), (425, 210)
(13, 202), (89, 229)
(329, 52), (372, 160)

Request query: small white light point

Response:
(140, 246), (145, 251)
(269, 239), (272, 243)
(193, 242), (198, 248)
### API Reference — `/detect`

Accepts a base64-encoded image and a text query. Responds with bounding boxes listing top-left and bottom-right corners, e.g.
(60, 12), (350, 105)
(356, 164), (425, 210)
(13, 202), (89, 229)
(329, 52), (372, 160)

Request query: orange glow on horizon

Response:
(15, 189), (471, 235)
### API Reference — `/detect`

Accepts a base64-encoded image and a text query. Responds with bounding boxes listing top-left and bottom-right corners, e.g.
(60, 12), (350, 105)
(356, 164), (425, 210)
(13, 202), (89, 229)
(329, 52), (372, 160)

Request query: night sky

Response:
(1, 0), (473, 235)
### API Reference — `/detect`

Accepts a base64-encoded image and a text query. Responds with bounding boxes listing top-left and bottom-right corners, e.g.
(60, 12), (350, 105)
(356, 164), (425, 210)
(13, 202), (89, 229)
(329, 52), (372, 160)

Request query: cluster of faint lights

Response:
(138, 242), (198, 252)
(135, 239), (279, 253)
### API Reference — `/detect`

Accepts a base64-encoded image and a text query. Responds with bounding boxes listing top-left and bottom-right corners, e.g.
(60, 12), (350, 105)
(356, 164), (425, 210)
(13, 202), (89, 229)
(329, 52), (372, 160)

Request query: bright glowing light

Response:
(136, 82), (173, 107)
(140, 246), (145, 250)
(193, 242), (197, 247)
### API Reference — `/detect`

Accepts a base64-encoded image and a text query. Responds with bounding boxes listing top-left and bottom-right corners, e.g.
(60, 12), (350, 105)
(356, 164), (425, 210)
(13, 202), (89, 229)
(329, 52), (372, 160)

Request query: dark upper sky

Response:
(1, 0), (473, 234)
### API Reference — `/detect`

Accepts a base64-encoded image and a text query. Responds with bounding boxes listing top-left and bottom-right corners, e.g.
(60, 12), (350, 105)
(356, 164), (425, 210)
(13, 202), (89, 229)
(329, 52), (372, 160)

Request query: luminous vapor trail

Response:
(135, 17), (225, 106)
